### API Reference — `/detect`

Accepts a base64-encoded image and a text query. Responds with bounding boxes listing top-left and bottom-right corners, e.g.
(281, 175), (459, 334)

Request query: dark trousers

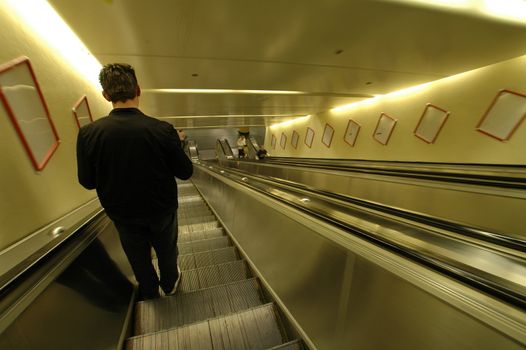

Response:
(113, 212), (179, 300)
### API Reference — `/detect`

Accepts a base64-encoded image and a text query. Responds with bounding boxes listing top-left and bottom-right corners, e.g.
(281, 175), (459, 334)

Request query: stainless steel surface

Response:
(231, 160), (526, 244)
(0, 215), (135, 350)
(0, 198), (103, 292)
(128, 303), (283, 350)
(127, 180), (300, 349)
(135, 278), (263, 334)
(192, 164), (526, 350)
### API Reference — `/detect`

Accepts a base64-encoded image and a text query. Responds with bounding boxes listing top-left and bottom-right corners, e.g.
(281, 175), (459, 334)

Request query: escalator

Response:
(1, 160), (524, 349)
(125, 180), (303, 349)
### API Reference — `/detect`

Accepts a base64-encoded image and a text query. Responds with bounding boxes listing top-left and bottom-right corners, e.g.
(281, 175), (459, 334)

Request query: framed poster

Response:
(344, 119), (360, 147)
(322, 123), (334, 147)
(271, 134), (276, 149)
(373, 113), (397, 145)
(304, 127), (314, 148)
(0, 56), (59, 171)
(414, 104), (450, 143)
(291, 130), (299, 149)
(476, 89), (526, 141)
(72, 95), (93, 128)
(280, 132), (287, 149)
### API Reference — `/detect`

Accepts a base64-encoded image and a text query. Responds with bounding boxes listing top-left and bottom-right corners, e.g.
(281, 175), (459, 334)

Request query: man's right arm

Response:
(76, 128), (97, 189)
(165, 125), (193, 180)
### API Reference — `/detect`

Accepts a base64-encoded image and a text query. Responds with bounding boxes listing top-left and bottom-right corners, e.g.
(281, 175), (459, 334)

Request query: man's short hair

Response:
(99, 63), (138, 103)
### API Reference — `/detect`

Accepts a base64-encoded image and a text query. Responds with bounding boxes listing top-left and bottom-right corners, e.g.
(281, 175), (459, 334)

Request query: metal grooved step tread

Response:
(179, 215), (217, 226)
(134, 278), (264, 335)
(178, 260), (250, 293)
(153, 246), (238, 272)
(267, 340), (303, 349)
(127, 303), (284, 350)
(179, 221), (220, 235)
(178, 236), (231, 255)
(178, 227), (224, 243)
(178, 196), (204, 205)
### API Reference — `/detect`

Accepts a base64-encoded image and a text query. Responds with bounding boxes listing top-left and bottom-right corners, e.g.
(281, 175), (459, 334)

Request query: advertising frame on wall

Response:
(0, 56), (60, 171)
(280, 132), (287, 149)
(414, 103), (450, 144)
(271, 134), (276, 149)
(344, 119), (360, 147)
(373, 113), (397, 145)
(321, 123), (335, 148)
(304, 127), (315, 148)
(476, 89), (526, 141)
(72, 95), (94, 128)
(291, 130), (299, 149)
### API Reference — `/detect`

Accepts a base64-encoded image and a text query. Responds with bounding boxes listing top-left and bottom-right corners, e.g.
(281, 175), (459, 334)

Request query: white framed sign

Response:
(373, 113), (397, 145)
(271, 134), (276, 149)
(477, 89), (526, 141)
(322, 123), (334, 147)
(414, 104), (449, 144)
(344, 119), (360, 147)
(0, 56), (59, 171)
(73, 95), (94, 128)
(291, 130), (299, 149)
(304, 127), (315, 148)
(280, 132), (287, 149)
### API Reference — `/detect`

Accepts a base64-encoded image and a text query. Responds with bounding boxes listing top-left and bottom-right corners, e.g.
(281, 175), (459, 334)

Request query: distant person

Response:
(237, 135), (246, 159)
(177, 129), (188, 150)
(257, 146), (268, 159)
(76, 63), (193, 300)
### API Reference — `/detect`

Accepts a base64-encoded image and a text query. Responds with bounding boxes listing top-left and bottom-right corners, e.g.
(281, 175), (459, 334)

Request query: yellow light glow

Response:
(389, 0), (526, 25)
(330, 81), (433, 114)
(142, 89), (304, 95)
(160, 114), (305, 119)
(269, 115), (310, 129)
(5, 0), (102, 88)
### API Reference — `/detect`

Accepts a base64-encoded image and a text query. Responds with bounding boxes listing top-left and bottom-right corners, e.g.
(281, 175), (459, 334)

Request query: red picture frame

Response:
(414, 103), (450, 144)
(373, 113), (397, 145)
(0, 56), (59, 171)
(476, 89), (526, 141)
(72, 95), (94, 128)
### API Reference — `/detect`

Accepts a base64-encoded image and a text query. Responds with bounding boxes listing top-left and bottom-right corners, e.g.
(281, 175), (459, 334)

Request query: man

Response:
(76, 63), (193, 300)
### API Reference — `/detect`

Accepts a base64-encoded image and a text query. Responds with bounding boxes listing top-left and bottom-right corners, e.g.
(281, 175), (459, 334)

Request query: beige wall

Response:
(0, 4), (110, 250)
(265, 54), (526, 164)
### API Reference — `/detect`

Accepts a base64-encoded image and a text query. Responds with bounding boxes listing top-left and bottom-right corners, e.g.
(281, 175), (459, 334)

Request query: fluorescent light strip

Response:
(159, 114), (306, 119)
(5, 0), (102, 88)
(142, 88), (304, 94)
(330, 82), (433, 113)
(270, 115), (311, 129)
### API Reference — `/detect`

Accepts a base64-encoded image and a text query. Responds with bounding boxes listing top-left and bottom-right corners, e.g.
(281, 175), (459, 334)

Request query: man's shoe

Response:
(166, 266), (181, 296)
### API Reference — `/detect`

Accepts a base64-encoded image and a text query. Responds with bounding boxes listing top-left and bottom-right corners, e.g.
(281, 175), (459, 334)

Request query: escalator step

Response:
(178, 236), (231, 255)
(127, 303), (283, 350)
(179, 215), (216, 226)
(178, 227), (224, 243)
(179, 260), (250, 292)
(178, 195), (204, 204)
(153, 246), (238, 272)
(179, 220), (220, 235)
(266, 340), (303, 349)
(134, 278), (264, 335)
(178, 208), (212, 220)
(179, 246), (238, 270)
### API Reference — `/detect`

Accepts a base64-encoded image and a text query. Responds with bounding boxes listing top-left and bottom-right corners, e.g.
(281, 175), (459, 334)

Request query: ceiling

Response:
(48, 0), (526, 129)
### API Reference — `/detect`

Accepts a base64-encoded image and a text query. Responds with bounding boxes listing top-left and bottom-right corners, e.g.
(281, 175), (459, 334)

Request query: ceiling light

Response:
(5, 0), (102, 88)
(269, 115), (311, 129)
(142, 89), (304, 95)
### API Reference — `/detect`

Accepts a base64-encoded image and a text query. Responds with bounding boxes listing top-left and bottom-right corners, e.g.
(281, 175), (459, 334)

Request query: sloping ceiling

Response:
(48, 0), (526, 129)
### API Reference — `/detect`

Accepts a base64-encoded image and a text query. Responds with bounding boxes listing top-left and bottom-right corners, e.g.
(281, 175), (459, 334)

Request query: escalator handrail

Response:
(196, 161), (526, 309)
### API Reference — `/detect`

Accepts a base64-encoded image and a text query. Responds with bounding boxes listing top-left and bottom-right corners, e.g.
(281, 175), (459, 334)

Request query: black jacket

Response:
(76, 108), (193, 221)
